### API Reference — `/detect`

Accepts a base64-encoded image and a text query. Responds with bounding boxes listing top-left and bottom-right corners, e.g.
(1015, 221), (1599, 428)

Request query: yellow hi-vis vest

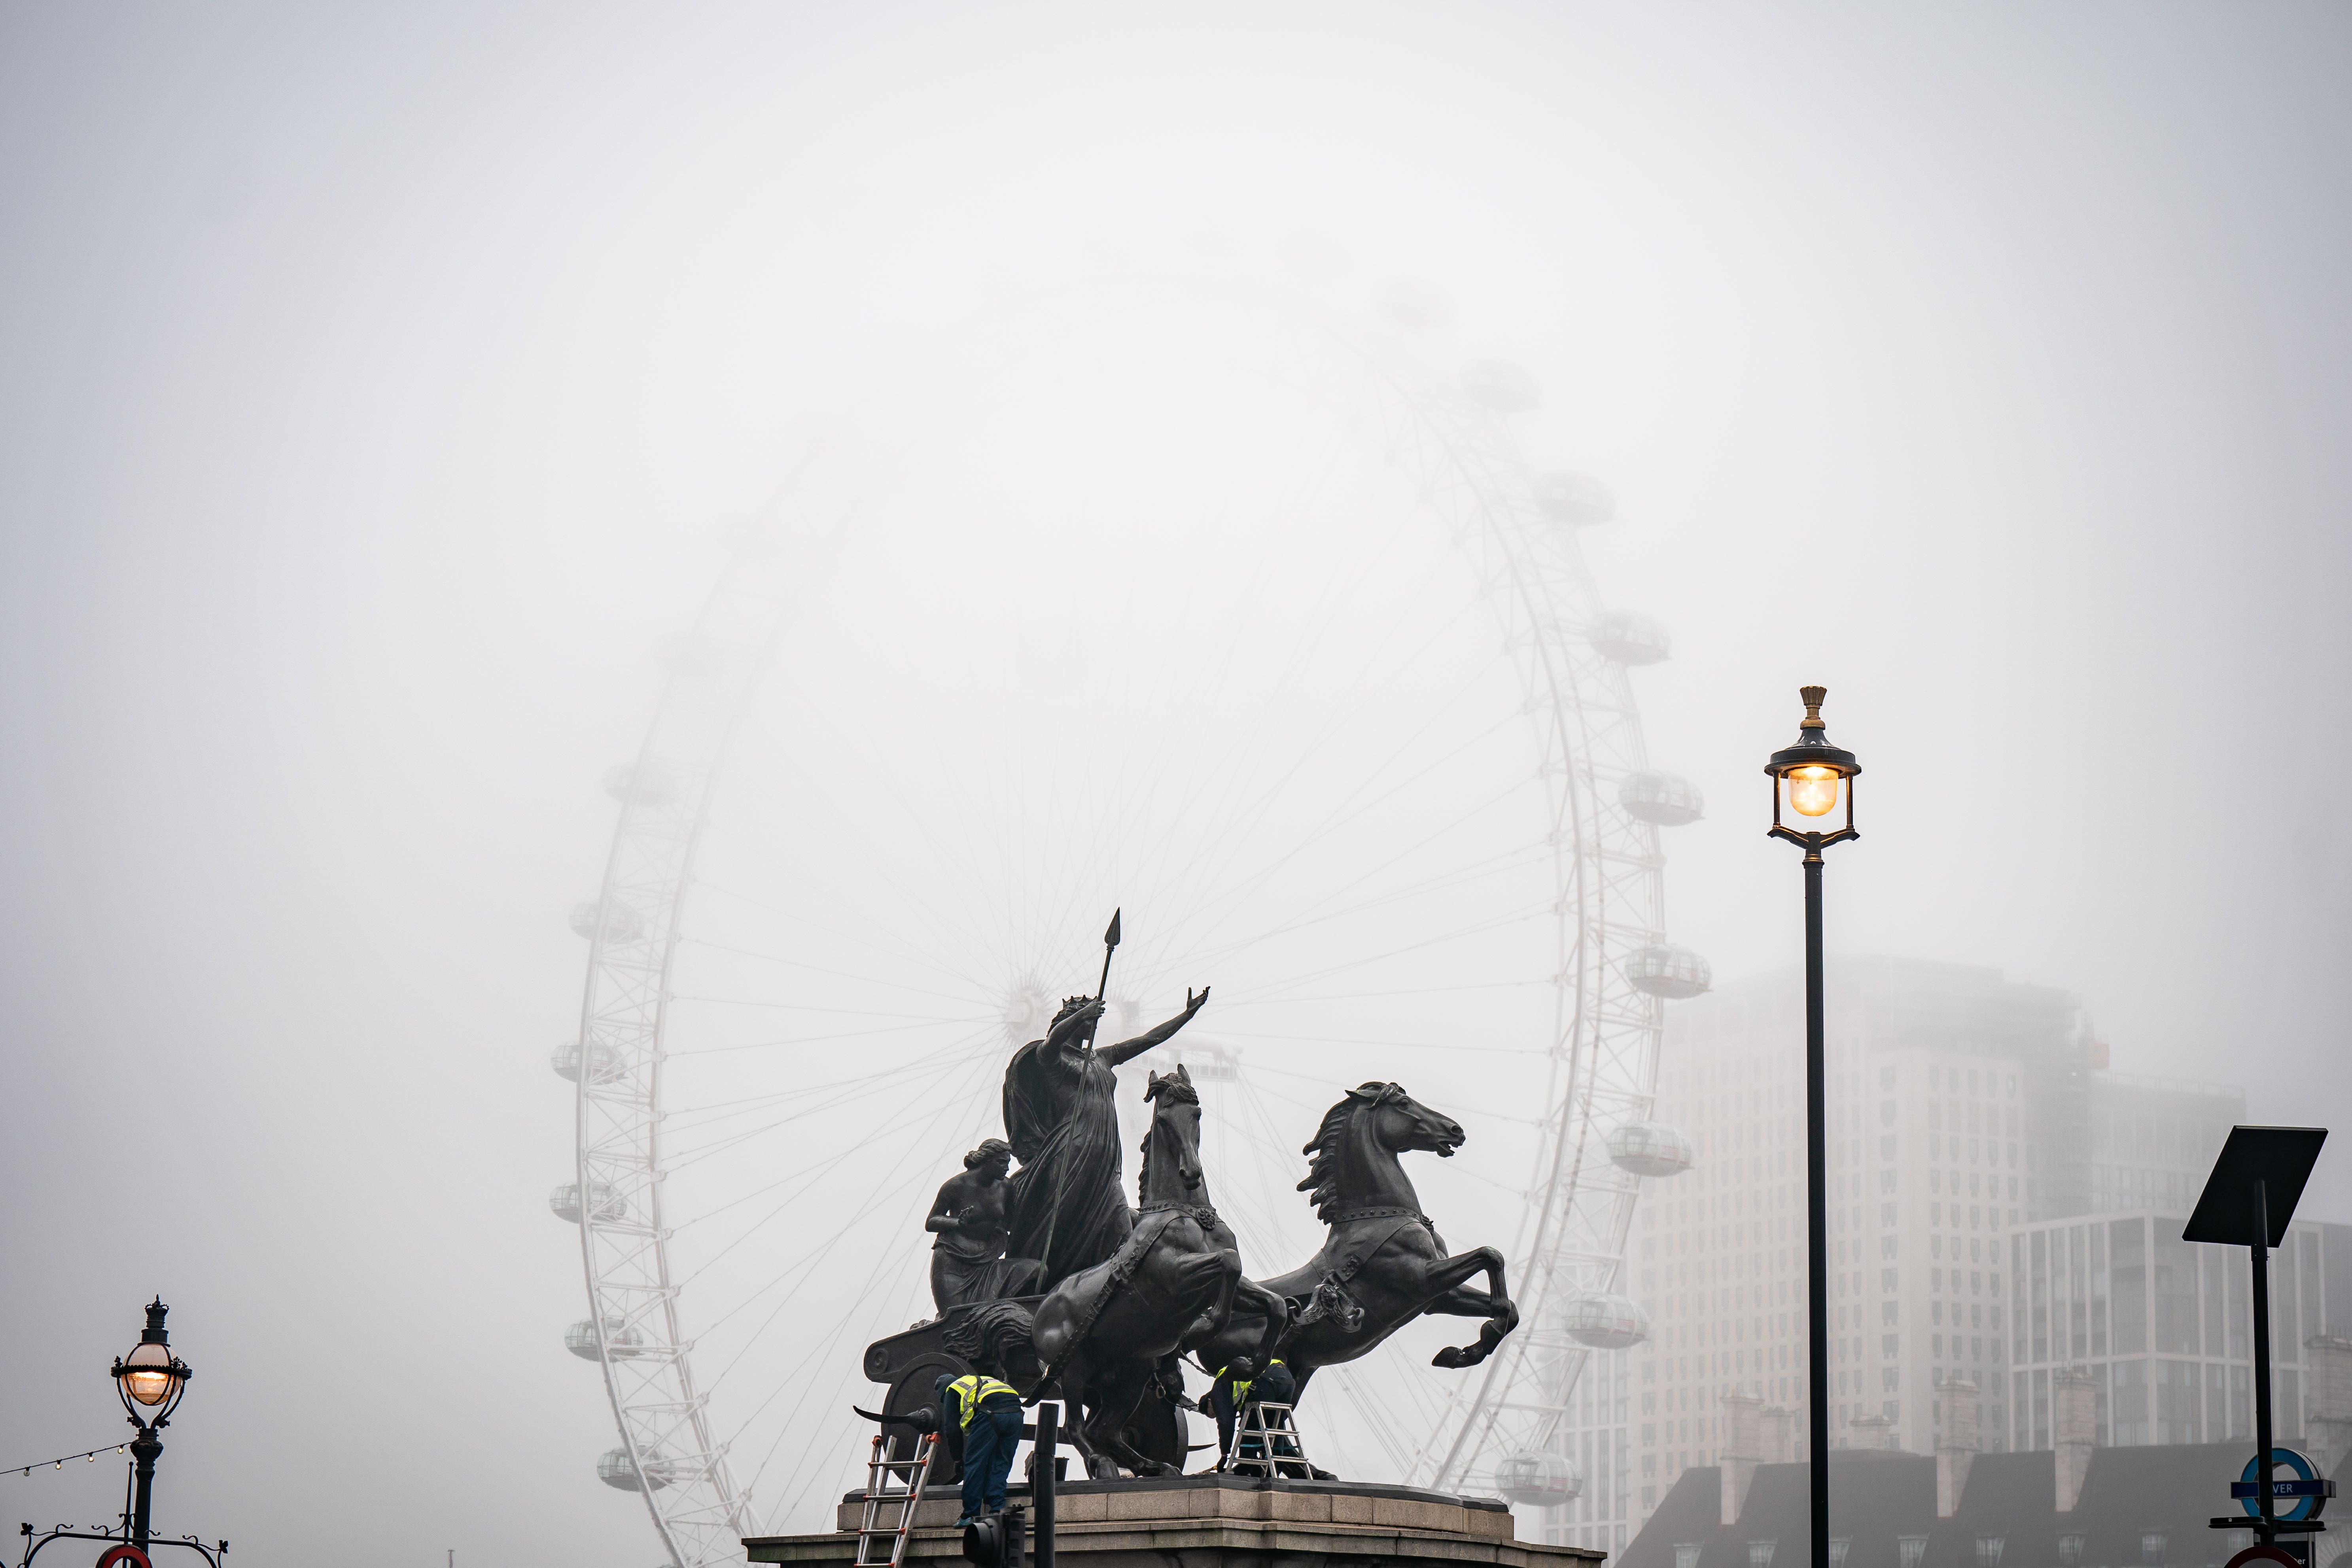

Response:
(948, 1375), (1020, 1429)
(1217, 1359), (1284, 1408)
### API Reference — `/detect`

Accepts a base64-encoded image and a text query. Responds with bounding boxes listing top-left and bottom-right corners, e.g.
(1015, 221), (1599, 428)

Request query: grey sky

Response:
(2, 6), (2347, 1564)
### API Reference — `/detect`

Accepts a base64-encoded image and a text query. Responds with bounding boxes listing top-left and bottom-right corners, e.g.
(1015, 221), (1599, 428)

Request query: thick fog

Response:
(2, 6), (2347, 1566)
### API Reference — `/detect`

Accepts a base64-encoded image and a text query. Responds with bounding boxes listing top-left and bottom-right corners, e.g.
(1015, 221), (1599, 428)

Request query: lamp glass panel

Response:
(120, 1343), (176, 1406)
(123, 1369), (176, 1405)
(1784, 765), (1843, 819)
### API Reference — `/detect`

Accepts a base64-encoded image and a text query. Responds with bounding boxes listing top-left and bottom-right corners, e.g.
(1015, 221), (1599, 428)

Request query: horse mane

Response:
(1137, 1065), (1198, 1203)
(942, 1299), (1035, 1373)
(1298, 1081), (1398, 1222)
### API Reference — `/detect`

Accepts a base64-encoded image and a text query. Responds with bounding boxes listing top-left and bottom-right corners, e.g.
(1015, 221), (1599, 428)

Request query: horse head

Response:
(1362, 1080), (1464, 1158)
(1139, 1063), (1204, 1201)
(1298, 1080), (1463, 1220)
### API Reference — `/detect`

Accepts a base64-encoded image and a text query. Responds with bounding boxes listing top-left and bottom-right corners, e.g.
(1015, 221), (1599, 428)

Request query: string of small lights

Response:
(8, 1443), (130, 1477)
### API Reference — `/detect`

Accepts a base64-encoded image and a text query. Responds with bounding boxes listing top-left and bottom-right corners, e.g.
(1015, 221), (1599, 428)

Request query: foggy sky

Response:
(3, 6), (2348, 1565)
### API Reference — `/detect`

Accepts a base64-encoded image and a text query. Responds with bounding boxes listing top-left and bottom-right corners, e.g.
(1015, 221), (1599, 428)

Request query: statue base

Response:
(743, 1475), (1605, 1568)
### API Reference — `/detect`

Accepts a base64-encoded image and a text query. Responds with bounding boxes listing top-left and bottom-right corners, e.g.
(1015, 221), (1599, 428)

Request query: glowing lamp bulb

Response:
(1786, 766), (1841, 818)
(118, 1343), (177, 1406)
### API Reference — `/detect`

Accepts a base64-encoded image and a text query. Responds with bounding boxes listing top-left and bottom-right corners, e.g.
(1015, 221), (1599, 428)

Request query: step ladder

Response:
(1224, 1402), (1313, 1480)
(853, 1428), (939, 1568)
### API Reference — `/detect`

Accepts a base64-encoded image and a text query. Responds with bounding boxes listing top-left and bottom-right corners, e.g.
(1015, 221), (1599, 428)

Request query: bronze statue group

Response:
(890, 921), (1519, 1522)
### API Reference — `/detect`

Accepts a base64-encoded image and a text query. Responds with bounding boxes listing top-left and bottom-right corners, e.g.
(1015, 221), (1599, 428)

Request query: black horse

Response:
(1192, 1081), (1518, 1424)
(1027, 1064), (1288, 1477)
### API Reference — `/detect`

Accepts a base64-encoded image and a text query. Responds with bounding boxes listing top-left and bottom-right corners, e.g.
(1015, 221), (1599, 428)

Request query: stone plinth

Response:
(744, 1475), (1607, 1568)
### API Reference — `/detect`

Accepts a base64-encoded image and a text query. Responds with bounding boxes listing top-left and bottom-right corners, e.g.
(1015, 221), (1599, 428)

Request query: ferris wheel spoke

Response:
(1176, 829), (1552, 985)
(691, 875), (994, 999)
(676, 935), (987, 1008)
(699, 1152), (951, 1384)
(1169, 660), (1522, 942)
(1216, 902), (1553, 1005)
(724, 1072), (999, 1517)
(1102, 564), (1477, 950)
(1216, 770), (1545, 937)
(669, 993), (971, 1021)
(732, 1233), (925, 1491)
(699, 821), (1008, 996)
(1234, 979), (1547, 1006)
(1131, 632), (1510, 953)
(663, 1029), (992, 1250)
(662, 1041), (995, 1152)
(669, 1017), (986, 1057)
(666, 1041), (990, 1116)
(711, 766), (1019, 985)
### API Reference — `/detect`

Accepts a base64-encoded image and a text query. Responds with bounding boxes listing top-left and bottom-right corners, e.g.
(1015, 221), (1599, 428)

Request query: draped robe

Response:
(1002, 1038), (1133, 1293)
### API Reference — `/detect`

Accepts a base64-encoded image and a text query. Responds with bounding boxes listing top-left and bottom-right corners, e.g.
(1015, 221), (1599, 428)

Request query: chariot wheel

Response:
(558, 258), (1705, 1565)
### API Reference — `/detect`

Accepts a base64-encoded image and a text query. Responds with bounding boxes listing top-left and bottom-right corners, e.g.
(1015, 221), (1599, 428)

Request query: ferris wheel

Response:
(554, 261), (1709, 1568)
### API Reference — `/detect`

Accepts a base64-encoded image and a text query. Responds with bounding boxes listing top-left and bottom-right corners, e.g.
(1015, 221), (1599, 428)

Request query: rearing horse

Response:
(1026, 1064), (1287, 1476)
(1194, 1081), (1518, 1419)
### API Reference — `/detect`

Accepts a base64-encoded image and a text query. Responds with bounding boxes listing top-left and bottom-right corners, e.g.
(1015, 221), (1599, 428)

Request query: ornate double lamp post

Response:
(1765, 687), (1859, 1568)
(111, 1298), (193, 1555)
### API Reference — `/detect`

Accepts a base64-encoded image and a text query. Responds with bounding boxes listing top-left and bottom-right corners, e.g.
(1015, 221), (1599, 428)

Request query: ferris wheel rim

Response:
(565, 272), (1679, 1559)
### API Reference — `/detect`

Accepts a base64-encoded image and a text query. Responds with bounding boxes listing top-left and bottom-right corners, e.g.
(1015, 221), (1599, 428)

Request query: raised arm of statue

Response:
(1097, 986), (1209, 1068)
(1045, 997), (1105, 1057)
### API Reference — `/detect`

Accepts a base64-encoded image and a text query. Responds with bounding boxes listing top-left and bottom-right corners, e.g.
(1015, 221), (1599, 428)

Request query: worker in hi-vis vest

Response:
(934, 1370), (1024, 1524)
(1206, 1355), (1296, 1472)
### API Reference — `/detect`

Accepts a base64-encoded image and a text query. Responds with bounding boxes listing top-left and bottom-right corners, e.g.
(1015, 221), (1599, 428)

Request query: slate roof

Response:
(1621, 1444), (2291, 1568)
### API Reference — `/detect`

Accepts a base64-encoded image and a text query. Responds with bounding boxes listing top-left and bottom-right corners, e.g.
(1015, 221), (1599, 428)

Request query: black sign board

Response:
(2183, 1127), (2326, 1248)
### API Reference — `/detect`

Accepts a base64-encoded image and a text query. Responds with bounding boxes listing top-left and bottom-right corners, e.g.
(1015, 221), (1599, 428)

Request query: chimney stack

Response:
(2054, 1368), (2097, 1514)
(1721, 1392), (1764, 1525)
(1850, 1413), (1896, 1451)
(1936, 1378), (1980, 1520)
(1762, 1405), (1794, 1465)
(2307, 1335), (2352, 1476)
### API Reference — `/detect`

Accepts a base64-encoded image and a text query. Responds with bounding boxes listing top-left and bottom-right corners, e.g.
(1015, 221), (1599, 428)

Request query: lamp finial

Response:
(1798, 686), (1826, 730)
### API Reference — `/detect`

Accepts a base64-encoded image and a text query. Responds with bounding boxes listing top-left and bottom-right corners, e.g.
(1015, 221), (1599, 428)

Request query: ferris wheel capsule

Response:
(1531, 472), (1615, 528)
(1493, 1449), (1583, 1507)
(603, 763), (679, 807)
(1625, 943), (1712, 1000)
(569, 899), (646, 943)
(1607, 1120), (1695, 1178)
(550, 1181), (627, 1224)
(551, 1037), (626, 1084)
(1560, 1292), (1652, 1350)
(566, 1317), (646, 1361)
(1618, 770), (1705, 827)
(1587, 610), (1671, 666)
(599, 1446), (677, 1492)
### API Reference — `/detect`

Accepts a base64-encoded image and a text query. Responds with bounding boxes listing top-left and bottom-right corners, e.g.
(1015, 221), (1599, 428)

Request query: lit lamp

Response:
(1765, 686), (1859, 847)
(1764, 686), (1860, 1568)
(110, 1298), (192, 1552)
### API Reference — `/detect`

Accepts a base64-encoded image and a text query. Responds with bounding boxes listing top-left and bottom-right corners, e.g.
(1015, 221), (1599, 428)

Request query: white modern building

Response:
(1551, 956), (2258, 1549)
(2006, 1209), (2352, 1451)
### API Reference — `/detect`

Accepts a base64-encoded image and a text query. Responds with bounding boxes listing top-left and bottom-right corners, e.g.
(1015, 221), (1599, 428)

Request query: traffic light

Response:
(963, 1506), (1024, 1568)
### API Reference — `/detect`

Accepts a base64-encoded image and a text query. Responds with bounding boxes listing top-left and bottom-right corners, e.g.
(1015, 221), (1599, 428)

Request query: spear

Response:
(1094, 908), (1122, 1004)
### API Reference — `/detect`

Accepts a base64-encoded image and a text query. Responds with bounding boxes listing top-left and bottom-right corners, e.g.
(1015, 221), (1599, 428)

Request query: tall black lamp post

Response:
(1765, 686), (1860, 1568)
(111, 1298), (193, 1555)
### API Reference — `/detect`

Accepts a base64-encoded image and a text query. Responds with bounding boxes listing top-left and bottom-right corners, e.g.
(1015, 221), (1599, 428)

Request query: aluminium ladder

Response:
(1224, 1401), (1313, 1480)
(853, 1428), (939, 1568)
